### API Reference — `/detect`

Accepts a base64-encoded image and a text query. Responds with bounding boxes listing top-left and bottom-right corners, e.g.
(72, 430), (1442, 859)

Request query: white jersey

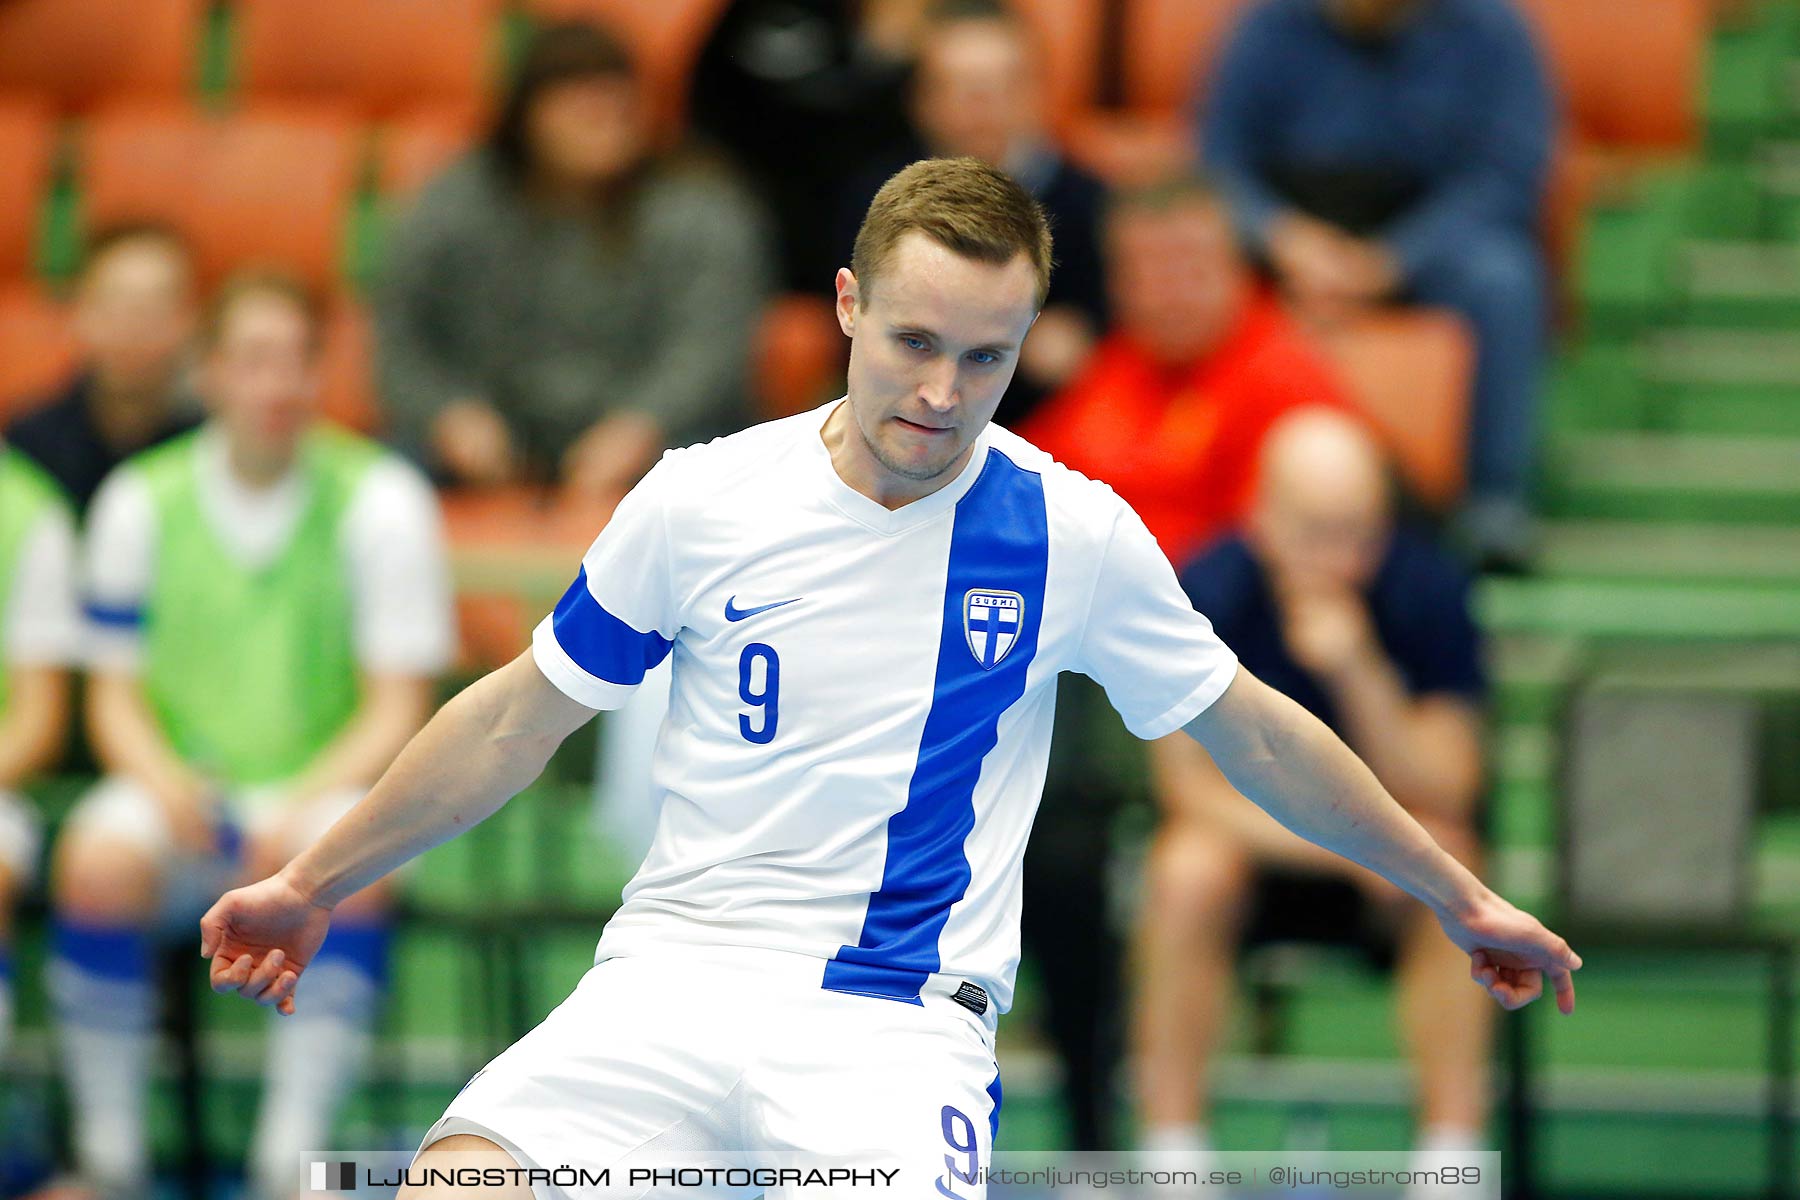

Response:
(533, 400), (1239, 1013)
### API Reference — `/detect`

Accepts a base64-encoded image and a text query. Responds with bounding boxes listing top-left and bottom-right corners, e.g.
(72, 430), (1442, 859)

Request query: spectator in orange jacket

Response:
(1023, 174), (1354, 571)
(1018, 174), (1357, 1152)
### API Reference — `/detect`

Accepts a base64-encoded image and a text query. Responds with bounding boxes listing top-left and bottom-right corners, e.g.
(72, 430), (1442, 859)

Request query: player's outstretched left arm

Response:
(201, 650), (599, 1013)
(1183, 666), (1582, 1014)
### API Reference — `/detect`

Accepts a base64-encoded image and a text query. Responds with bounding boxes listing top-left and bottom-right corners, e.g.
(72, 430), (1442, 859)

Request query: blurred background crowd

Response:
(0, 1), (1796, 1199)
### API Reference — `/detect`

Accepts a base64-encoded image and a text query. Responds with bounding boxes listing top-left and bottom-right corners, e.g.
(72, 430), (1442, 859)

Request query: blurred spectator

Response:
(1202, 0), (1554, 569)
(50, 273), (453, 1199)
(1020, 173), (1351, 1150)
(1135, 408), (1491, 1170)
(5, 224), (202, 516)
(0, 443), (77, 1060)
(1024, 174), (1354, 571)
(377, 20), (773, 497)
(840, 0), (1108, 427)
(692, 0), (926, 293)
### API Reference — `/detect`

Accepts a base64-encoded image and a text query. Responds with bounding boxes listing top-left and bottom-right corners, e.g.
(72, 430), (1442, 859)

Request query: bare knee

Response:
(401, 1134), (532, 1200)
(52, 829), (158, 923)
(1142, 821), (1253, 940)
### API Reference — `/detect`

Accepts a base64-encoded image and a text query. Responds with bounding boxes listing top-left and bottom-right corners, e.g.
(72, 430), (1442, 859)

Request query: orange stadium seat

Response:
(1312, 307), (1474, 509)
(753, 294), (844, 420)
(82, 103), (363, 293)
(0, 98), (56, 283)
(523, 0), (730, 136)
(0, 284), (77, 420)
(0, 0), (203, 111)
(236, 0), (502, 122)
(1122, 0), (1255, 116)
(378, 110), (484, 199)
(320, 300), (380, 434)
(1514, 0), (1707, 150)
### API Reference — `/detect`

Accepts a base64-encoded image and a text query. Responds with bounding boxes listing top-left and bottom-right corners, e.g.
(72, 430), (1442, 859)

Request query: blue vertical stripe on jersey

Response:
(987, 1068), (1004, 1142)
(551, 564), (673, 685)
(822, 447), (1048, 1003)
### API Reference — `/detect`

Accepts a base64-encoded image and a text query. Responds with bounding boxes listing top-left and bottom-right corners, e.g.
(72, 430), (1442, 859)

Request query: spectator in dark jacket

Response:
(691, 0), (926, 294)
(1136, 408), (1492, 1174)
(841, 0), (1108, 428)
(1202, 0), (1555, 568)
(6, 224), (202, 516)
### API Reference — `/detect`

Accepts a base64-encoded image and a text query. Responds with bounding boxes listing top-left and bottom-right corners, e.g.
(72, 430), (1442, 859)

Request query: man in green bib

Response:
(49, 272), (455, 1200)
(0, 440), (79, 1059)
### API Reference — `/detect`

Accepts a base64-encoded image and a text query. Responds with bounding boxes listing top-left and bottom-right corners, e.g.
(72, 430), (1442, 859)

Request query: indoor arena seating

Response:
(0, 4), (1796, 1198)
(0, 98), (56, 285)
(81, 101), (364, 293)
(0, 285), (79, 425)
(233, 0), (503, 124)
(0, 0), (206, 113)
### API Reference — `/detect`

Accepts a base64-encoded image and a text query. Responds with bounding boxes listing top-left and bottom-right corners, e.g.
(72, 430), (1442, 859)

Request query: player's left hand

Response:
(1434, 889), (1583, 1015)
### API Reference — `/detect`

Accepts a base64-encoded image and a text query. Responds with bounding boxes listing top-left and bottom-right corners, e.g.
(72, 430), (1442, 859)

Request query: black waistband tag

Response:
(950, 981), (989, 1016)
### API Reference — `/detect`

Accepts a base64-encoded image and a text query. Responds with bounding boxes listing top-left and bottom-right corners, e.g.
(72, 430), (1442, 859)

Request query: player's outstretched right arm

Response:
(200, 650), (599, 1013)
(1184, 665), (1582, 1014)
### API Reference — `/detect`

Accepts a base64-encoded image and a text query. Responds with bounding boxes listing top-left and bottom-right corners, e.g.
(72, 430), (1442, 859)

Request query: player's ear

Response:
(834, 268), (860, 337)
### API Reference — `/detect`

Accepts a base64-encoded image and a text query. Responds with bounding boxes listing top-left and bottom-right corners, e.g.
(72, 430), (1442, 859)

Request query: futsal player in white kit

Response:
(201, 158), (1581, 1199)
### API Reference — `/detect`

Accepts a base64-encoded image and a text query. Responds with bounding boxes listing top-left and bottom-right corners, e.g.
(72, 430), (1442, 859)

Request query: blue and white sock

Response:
(250, 921), (390, 1200)
(47, 919), (156, 1191)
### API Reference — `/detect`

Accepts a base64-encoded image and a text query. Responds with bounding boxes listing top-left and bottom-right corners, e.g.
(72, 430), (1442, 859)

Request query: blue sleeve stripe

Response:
(84, 600), (144, 628)
(550, 565), (672, 686)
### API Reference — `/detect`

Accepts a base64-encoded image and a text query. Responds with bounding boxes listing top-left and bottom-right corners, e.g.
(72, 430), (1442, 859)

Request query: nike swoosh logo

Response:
(724, 595), (802, 622)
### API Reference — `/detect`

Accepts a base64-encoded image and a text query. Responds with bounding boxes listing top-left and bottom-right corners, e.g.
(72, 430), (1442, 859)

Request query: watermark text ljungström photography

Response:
(300, 1148), (1500, 1197)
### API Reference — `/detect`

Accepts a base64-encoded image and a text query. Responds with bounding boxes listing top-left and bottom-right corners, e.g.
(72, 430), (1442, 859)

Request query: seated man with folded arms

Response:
(0, 441), (79, 1058)
(1135, 409), (1492, 1176)
(50, 272), (454, 1199)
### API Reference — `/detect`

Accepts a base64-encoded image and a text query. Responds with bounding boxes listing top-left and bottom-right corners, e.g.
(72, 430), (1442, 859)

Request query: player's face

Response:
(836, 232), (1039, 495)
(203, 293), (320, 463)
(1107, 199), (1249, 367)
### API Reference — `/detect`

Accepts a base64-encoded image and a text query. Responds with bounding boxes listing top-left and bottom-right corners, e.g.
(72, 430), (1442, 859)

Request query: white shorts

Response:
(59, 775), (366, 935)
(0, 787), (42, 886)
(422, 944), (1004, 1200)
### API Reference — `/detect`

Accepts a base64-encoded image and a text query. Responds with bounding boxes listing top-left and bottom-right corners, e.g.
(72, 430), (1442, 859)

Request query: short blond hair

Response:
(851, 156), (1053, 309)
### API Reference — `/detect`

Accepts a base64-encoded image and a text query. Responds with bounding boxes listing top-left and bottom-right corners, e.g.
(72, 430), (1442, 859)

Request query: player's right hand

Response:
(200, 872), (333, 1016)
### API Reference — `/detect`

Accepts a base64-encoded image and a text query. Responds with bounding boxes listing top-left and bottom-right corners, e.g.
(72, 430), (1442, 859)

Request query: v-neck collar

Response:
(805, 398), (993, 536)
